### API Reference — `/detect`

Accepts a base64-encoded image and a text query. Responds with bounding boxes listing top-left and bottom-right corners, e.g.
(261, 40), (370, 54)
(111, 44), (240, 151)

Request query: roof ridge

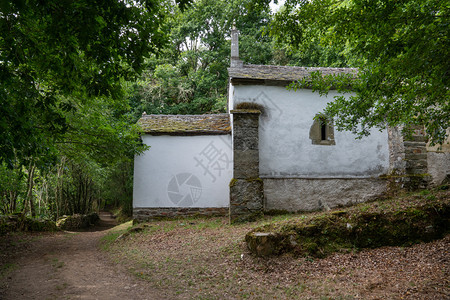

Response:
(141, 113), (229, 118)
(241, 64), (358, 70)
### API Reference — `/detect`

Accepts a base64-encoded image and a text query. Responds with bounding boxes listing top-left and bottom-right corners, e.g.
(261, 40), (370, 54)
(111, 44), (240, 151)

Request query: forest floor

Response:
(104, 218), (449, 300)
(0, 204), (449, 299)
(0, 212), (169, 300)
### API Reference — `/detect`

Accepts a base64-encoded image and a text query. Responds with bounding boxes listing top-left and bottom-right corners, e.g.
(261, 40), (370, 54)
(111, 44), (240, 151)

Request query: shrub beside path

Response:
(0, 212), (167, 300)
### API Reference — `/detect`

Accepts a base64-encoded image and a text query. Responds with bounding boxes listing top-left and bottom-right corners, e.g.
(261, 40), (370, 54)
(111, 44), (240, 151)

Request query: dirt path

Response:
(0, 212), (167, 300)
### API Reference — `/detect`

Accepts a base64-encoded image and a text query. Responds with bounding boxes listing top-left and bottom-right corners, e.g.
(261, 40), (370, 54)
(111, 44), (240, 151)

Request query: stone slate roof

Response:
(228, 64), (357, 85)
(138, 114), (231, 135)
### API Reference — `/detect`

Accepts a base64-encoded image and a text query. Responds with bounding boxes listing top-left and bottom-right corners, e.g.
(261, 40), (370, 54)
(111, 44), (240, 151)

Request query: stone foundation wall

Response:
(133, 207), (228, 221)
(264, 178), (388, 212)
(230, 179), (264, 222)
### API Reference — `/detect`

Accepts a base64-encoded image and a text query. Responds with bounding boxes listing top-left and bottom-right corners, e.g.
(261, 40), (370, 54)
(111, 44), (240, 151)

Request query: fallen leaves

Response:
(107, 216), (449, 299)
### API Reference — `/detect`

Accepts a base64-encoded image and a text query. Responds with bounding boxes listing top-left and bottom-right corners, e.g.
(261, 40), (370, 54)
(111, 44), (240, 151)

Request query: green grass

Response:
(100, 220), (133, 250)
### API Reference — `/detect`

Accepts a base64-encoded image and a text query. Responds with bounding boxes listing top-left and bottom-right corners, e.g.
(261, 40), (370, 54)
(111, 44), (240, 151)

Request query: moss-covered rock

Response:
(24, 218), (58, 232)
(56, 212), (100, 230)
(0, 215), (58, 234)
(246, 232), (280, 256)
(246, 190), (449, 257)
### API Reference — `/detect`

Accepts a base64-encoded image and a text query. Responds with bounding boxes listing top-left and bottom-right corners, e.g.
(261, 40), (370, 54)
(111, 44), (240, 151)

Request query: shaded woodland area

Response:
(0, 0), (352, 224)
(0, 2), (448, 299)
(1, 0), (448, 223)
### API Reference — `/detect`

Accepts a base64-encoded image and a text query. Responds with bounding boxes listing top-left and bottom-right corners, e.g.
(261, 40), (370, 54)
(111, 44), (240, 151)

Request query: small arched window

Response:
(309, 115), (335, 145)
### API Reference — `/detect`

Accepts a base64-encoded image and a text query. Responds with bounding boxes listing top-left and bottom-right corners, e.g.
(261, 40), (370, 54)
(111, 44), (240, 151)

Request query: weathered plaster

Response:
(427, 129), (450, 186)
(231, 86), (390, 178)
(264, 178), (387, 212)
(133, 135), (232, 209)
(427, 152), (450, 186)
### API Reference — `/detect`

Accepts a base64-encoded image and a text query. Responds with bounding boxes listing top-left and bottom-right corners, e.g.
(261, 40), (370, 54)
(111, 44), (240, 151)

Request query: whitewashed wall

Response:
(231, 85), (390, 178)
(133, 135), (232, 208)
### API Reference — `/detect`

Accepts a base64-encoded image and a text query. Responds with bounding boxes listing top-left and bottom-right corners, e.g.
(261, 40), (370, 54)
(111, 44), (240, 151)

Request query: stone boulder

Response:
(0, 215), (58, 234)
(56, 212), (100, 230)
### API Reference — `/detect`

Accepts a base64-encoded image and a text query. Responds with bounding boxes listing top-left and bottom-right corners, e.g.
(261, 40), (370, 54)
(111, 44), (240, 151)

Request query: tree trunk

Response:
(9, 191), (17, 213)
(27, 163), (36, 217)
(54, 157), (66, 218)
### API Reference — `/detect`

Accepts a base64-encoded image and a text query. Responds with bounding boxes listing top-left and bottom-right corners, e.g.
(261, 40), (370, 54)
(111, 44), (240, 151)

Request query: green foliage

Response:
(128, 0), (349, 118)
(128, 0), (275, 117)
(0, 162), (25, 214)
(59, 161), (99, 215)
(0, 1), (187, 221)
(0, 0), (183, 166)
(58, 95), (147, 164)
(101, 161), (135, 217)
(0, 93), (146, 219)
(269, 0), (449, 144)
